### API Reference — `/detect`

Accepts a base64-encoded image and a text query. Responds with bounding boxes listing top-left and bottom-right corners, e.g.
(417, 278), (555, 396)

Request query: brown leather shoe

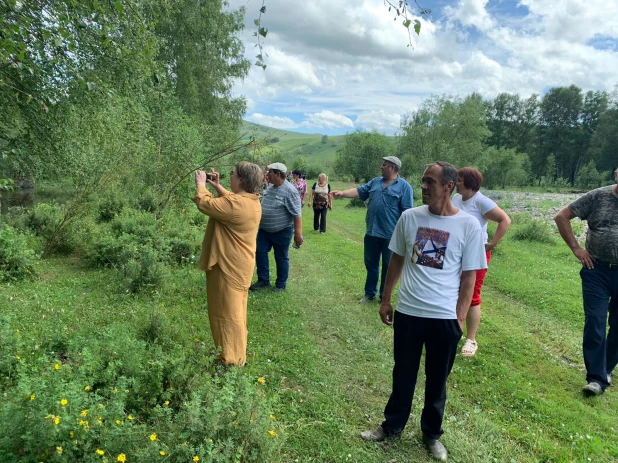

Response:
(422, 434), (448, 461)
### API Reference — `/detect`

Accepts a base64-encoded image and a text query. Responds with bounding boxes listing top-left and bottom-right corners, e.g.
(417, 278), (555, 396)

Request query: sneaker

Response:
(422, 434), (448, 461)
(608, 374), (612, 386)
(320, 231), (325, 234)
(359, 425), (387, 442)
(358, 295), (376, 303)
(249, 280), (270, 291)
(273, 287), (285, 293)
(582, 382), (603, 396)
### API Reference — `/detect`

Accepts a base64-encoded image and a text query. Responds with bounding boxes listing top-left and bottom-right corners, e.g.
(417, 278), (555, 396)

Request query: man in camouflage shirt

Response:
(554, 167), (618, 396)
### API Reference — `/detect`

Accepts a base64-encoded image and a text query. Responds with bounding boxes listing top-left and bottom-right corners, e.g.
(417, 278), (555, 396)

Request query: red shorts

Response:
(471, 251), (491, 307)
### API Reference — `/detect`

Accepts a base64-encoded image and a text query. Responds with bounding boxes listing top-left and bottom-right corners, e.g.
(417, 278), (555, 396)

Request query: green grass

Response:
(2, 196), (617, 462)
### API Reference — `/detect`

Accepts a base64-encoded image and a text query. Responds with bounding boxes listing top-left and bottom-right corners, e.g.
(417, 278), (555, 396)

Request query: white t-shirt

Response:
(389, 206), (487, 319)
(451, 191), (497, 243)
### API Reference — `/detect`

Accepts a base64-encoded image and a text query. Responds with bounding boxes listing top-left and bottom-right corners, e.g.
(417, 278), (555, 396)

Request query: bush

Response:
(0, 224), (38, 282)
(123, 245), (168, 293)
(0, 320), (283, 462)
(25, 203), (79, 255)
(346, 197), (367, 208)
(511, 215), (555, 244)
(98, 193), (126, 222)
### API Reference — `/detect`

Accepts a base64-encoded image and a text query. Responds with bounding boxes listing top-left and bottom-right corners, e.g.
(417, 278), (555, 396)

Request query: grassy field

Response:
(2, 188), (618, 462)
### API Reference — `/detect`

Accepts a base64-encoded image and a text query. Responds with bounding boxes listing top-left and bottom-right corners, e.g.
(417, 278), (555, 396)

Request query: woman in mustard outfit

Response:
(193, 162), (263, 365)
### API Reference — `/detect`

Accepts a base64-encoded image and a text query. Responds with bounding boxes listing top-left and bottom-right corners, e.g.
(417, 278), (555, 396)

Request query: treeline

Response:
(337, 86), (617, 189)
(0, 0), (251, 213)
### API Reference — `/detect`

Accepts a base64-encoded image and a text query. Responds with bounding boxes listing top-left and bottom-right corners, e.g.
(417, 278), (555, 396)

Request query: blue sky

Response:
(230, 0), (618, 135)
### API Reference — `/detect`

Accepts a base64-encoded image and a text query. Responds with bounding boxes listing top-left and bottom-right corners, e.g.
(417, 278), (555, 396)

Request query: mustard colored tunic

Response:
(193, 186), (261, 365)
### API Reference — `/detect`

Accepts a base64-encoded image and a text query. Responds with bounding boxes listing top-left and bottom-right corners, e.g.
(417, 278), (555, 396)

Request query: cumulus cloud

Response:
(246, 113), (299, 129)
(300, 110), (354, 129)
(445, 0), (495, 32)
(355, 111), (402, 133)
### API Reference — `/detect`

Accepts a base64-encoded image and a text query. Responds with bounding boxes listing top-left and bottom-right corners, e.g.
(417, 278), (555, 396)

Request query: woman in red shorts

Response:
(452, 167), (511, 357)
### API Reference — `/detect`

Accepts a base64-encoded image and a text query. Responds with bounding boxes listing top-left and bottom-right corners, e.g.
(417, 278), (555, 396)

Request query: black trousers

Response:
(313, 206), (328, 232)
(381, 312), (462, 439)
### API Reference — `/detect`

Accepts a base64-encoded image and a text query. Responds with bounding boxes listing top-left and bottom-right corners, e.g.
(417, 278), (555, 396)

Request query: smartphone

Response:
(206, 173), (215, 179)
(292, 243), (300, 249)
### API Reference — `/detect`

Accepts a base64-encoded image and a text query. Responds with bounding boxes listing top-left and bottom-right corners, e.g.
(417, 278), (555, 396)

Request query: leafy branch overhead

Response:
(253, 1), (430, 69)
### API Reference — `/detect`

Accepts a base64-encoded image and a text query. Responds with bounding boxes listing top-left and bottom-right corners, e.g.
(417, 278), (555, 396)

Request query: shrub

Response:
(0, 224), (38, 282)
(346, 197), (367, 208)
(98, 193), (126, 222)
(511, 215), (555, 244)
(0, 320), (283, 462)
(123, 245), (167, 293)
(135, 191), (158, 213)
(26, 203), (62, 237)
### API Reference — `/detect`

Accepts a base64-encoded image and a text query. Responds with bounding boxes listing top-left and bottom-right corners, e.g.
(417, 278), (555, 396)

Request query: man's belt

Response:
(595, 259), (618, 269)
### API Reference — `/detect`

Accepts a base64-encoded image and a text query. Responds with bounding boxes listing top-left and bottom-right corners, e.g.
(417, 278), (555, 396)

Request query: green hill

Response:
(240, 121), (347, 171)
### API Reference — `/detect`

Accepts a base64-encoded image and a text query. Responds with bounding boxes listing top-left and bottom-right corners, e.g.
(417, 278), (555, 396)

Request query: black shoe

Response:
(422, 434), (448, 461)
(273, 287), (285, 293)
(249, 280), (270, 291)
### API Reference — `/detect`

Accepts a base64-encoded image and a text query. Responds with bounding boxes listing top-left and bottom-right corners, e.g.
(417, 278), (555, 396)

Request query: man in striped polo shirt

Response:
(250, 163), (304, 292)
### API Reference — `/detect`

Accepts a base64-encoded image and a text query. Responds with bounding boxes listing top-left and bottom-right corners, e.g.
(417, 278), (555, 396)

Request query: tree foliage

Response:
(335, 130), (393, 183)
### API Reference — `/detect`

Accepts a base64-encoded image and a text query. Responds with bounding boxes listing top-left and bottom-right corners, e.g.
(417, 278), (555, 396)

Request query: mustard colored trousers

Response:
(205, 265), (248, 365)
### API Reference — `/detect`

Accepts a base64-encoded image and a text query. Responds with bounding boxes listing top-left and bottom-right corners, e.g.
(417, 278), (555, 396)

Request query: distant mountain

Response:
(240, 120), (347, 170)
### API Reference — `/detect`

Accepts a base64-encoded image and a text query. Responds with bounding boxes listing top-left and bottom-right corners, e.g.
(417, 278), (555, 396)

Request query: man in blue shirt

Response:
(332, 156), (414, 302)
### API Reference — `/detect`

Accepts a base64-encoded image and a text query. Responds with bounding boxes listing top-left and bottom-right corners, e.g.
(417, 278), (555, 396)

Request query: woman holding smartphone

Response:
(193, 162), (263, 365)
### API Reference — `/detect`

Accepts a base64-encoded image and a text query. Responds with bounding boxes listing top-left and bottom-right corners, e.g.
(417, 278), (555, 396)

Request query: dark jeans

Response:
(364, 234), (392, 299)
(313, 207), (328, 233)
(381, 312), (462, 439)
(581, 264), (618, 389)
(255, 226), (294, 289)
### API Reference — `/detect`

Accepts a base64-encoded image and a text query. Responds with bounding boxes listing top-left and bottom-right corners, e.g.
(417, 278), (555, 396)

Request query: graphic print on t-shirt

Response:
(411, 226), (450, 269)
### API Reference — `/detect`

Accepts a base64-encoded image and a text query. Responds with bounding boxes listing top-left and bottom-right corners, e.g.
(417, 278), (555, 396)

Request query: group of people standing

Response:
(192, 156), (618, 462)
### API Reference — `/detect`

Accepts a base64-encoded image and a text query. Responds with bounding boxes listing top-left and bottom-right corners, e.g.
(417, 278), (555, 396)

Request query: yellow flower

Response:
(150, 433), (157, 441)
(96, 449), (105, 455)
(16, 356), (20, 360)
(115, 420), (121, 425)
(193, 338), (199, 342)
(124, 389), (129, 393)
(249, 419), (254, 424)
(30, 394), (35, 401)
(117, 454), (126, 462)
(164, 401), (169, 406)
(257, 377), (266, 384)
(113, 388), (118, 393)
(193, 457), (200, 462)
(81, 409), (88, 417)
(60, 398), (68, 406)
(84, 385), (91, 391)
(159, 451), (166, 456)
(54, 416), (60, 425)
(269, 414), (275, 420)
(54, 363), (61, 370)
(56, 446), (63, 454)
(70, 431), (74, 438)
(268, 430), (276, 436)
(79, 420), (88, 427)
(127, 415), (133, 421)
(97, 417), (103, 425)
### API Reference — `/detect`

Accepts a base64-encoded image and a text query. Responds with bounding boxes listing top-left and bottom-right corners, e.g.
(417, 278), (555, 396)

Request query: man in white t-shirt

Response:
(360, 162), (487, 462)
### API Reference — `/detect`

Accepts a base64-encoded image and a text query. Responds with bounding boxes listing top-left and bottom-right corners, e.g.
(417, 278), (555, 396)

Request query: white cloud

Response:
(355, 111), (402, 133)
(300, 110), (354, 129)
(246, 113), (298, 129)
(228, 0), (618, 135)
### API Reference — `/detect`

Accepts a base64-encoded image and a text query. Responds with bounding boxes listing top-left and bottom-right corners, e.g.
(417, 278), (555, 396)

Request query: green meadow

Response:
(2, 185), (617, 462)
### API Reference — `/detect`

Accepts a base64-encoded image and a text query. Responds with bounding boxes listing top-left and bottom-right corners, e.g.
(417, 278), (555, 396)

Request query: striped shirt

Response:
(259, 180), (302, 232)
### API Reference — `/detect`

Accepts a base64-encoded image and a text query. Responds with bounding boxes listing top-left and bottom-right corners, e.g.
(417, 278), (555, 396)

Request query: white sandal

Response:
(461, 339), (478, 357)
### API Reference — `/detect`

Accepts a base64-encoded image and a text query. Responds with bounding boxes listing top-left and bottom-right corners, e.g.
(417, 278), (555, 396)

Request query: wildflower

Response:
(159, 451), (166, 456)
(97, 417), (103, 425)
(257, 377), (266, 384)
(51, 416), (60, 425)
(81, 409), (88, 417)
(249, 419), (254, 424)
(116, 420), (121, 425)
(117, 454), (126, 462)
(56, 446), (63, 454)
(96, 449), (105, 455)
(84, 386), (91, 391)
(124, 389), (129, 393)
(164, 401), (169, 406)
(79, 420), (88, 427)
(70, 431), (74, 438)
(113, 388), (118, 393)
(16, 356), (20, 360)
(268, 430), (276, 436)
(193, 457), (200, 462)
(54, 363), (60, 370)
(30, 394), (35, 401)
(127, 415), (133, 421)
(60, 398), (68, 406)
(270, 414), (275, 420)
(150, 433), (157, 441)
(194, 338), (199, 342)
